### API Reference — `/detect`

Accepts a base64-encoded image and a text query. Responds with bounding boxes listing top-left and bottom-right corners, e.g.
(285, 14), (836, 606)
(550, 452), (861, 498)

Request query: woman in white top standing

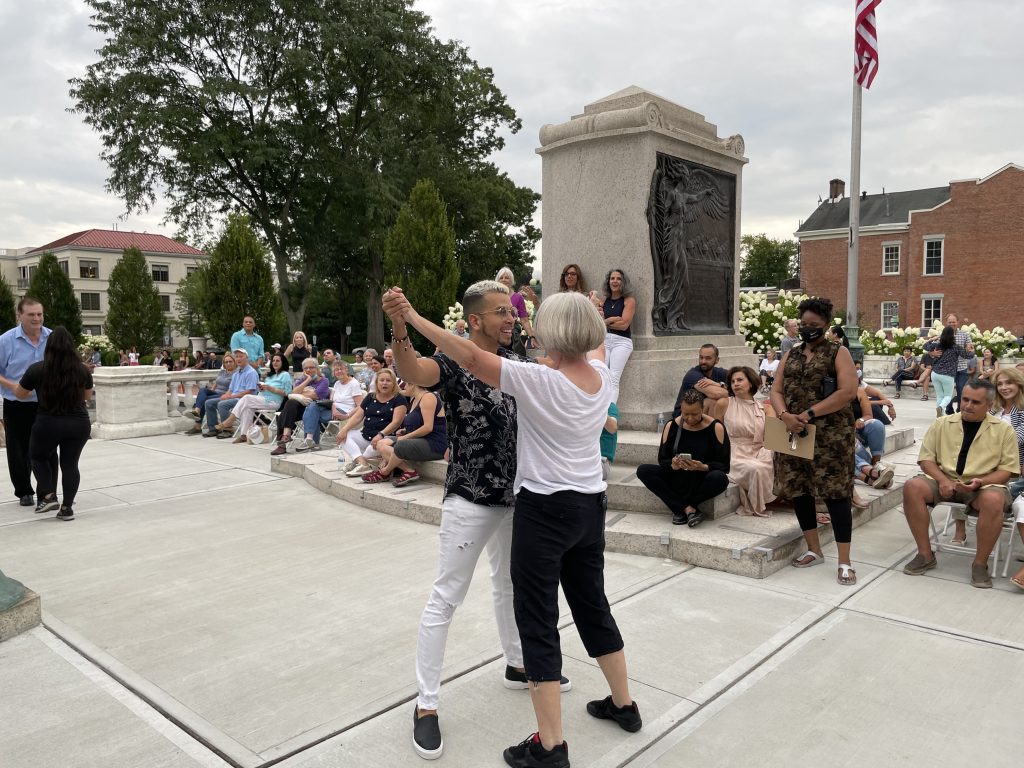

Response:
(385, 288), (640, 768)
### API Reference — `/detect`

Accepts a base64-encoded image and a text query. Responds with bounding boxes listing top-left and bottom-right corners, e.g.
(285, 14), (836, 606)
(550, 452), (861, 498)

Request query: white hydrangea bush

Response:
(860, 320), (1018, 357)
(442, 302), (464, 331)
(738, 289), (807, 354)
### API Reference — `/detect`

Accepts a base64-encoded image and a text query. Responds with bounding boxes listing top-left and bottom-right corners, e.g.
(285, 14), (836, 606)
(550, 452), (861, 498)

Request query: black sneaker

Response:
(56, 505), (75, 521)
(19, 494), (34, 507)
(586, 695), (642, 732)
(503, 732), (569, 768)
(671, 510), (688, 525)
(503, 665), (572, 692)
(686, 510), (705, 528)
(412, 706), (443, 760)
(35, 495), (59, 514)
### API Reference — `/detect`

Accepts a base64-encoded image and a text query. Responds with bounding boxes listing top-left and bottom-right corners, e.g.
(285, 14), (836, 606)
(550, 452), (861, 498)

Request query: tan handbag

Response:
(764, 417), (816, 460)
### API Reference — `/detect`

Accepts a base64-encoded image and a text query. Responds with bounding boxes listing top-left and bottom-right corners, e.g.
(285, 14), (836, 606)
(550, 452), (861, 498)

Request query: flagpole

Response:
(846, 51), (864, 364)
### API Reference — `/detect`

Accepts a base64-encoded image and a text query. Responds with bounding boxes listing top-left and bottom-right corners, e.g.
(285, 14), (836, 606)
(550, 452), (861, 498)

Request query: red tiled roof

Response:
(28, 229), (205, 256)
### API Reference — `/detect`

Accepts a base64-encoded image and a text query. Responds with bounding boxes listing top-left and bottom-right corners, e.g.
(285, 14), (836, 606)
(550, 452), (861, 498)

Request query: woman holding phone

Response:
(636, 389), (730, 527)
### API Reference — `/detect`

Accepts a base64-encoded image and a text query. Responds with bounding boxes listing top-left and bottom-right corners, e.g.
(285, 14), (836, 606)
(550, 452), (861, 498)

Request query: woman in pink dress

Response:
(714, 366), (776, 516)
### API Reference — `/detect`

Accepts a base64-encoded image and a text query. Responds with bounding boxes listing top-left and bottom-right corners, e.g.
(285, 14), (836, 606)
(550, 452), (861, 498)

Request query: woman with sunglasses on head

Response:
(601, 269), (635, 403)
(13, 327), (92, 521)
(214, 353), (292, 442)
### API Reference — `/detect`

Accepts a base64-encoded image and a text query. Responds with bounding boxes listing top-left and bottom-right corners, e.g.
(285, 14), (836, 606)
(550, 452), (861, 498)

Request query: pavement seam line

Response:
(41, 611), (264, 768)
(32, 626), (233, 768)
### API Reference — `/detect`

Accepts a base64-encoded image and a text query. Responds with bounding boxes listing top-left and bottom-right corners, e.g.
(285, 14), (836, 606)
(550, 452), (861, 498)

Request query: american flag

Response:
(854, 0), (881, 89)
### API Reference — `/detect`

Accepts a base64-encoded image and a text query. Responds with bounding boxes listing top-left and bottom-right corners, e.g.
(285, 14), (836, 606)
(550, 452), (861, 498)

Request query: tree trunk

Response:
(366, 248), (386, 350)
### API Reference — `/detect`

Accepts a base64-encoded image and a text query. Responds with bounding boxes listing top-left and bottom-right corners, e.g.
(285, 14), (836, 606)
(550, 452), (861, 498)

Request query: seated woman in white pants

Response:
(336, 367), (408, 476)
(215, 353), (292, 442)
(601, 268), (635, 403)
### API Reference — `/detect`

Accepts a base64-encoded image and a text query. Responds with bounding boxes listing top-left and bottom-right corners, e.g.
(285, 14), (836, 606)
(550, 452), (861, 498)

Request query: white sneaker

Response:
(345, 463), (369, 477)
(294, 437), (312, 452)
(340, 458), (359, 473)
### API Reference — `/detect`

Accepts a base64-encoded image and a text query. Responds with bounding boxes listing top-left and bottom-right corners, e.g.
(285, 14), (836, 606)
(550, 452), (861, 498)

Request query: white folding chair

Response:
(929, 502), (1015, 576)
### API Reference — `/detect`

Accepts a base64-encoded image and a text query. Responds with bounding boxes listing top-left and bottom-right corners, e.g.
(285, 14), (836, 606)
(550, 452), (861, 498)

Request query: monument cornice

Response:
(537, 99), (747, 164)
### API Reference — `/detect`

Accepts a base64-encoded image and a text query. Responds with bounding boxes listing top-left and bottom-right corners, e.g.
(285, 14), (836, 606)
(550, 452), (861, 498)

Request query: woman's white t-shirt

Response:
(331, 379), (364, 413)
(499, 358), (611, 496)
(759, 358), (779, 374)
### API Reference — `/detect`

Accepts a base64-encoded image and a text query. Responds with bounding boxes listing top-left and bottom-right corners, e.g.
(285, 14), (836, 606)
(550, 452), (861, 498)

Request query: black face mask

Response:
(799, 326), (825, 344)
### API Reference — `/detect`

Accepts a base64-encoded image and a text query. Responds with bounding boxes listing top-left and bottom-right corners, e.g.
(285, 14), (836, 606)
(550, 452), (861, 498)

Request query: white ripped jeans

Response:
(416, 494), (522, 710)
(604, 333), (633, 403)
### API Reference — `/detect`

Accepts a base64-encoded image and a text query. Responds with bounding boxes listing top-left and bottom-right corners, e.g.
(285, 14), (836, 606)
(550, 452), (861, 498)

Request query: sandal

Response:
(837, 564), (857, 586)
(392, 469), (420, 487)
(921, 395), (929, 401)
(361, 469), (391, 484)
(894, 392), (901, 399)
(792, 551), (825, 568)
(817, 512), (832, 525)
(1010, 571), (1024, 591)
(950, 535), (967, 546)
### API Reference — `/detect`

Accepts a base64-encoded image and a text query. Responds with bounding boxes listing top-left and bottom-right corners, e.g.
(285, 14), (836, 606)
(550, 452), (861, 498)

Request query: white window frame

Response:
(923, 235), (944, 276)
(79, 259), (99, 279)
(80, 292), (101, 311)
(881, 301), (899, 328)
(921, 294), (944, 327)
(159, 294), (171, 312)
(152, 263), (170, 282)
(881, 241), (901, 275)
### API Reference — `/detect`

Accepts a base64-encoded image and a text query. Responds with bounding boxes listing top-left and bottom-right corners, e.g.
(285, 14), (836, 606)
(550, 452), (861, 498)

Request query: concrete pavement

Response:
(1, 393), (1022, 767)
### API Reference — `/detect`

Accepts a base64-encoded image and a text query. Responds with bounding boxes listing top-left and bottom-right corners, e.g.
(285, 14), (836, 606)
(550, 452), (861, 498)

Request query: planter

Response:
(188, 336), (208, 356)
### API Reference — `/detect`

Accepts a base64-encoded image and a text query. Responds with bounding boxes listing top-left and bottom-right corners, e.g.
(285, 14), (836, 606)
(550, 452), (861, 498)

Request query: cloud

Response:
(2, 0), (1022, 256)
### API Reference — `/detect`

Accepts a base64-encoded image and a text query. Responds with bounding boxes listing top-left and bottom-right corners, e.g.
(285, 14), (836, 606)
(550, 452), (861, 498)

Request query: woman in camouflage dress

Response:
(770, 297), (860, 585)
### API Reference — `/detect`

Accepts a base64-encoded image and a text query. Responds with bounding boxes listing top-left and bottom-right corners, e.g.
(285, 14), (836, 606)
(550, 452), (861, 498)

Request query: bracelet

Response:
(392, 333), (409, 344)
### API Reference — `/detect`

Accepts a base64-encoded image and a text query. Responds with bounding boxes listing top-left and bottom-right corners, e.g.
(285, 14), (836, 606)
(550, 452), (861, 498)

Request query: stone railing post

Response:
(91, 365), (180, 439)
(0, 568), (40, 642)
(164, 370), (218, 426)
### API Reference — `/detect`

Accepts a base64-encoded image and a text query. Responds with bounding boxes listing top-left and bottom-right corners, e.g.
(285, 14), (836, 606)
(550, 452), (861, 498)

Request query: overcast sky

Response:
(2, 0), (1022, 260)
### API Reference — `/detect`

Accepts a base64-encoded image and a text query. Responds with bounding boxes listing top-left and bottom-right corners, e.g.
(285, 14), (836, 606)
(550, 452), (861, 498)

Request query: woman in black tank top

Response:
(636, 389), (730, 527)
(601, 268), (636, 403)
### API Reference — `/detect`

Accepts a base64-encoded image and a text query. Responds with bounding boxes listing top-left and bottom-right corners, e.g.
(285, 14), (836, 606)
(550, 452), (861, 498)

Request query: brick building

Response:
(795, 163), (1024, 334)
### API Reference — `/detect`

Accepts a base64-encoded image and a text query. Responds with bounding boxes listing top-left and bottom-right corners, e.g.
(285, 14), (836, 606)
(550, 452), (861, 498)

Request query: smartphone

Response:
(675, 453), (691, 461)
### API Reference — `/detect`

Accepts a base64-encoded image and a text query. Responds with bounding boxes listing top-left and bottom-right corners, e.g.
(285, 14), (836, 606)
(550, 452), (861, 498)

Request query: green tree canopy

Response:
(0, 273), (17, 332)
(200, 214), (286, 347)
(71, 0), (538, 346)
(384, 180), (459, 342)
(106, 247), (165, 352)
(171, 268), (209, 339)
(739, 234), (800, 287)
(27, 252), (82, 339)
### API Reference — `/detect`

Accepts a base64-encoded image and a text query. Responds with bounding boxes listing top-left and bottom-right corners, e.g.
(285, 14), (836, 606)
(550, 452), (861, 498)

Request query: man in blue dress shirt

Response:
(0, 298), (57, 505)
(229, 316), (264, 369)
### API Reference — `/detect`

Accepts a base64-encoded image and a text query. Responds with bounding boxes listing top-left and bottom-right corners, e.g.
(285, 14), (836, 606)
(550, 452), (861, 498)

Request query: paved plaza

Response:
(1, 394), (1023, 768)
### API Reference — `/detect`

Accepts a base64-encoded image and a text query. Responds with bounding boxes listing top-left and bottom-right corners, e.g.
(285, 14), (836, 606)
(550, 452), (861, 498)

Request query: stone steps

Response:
(270, 433), (921, 579)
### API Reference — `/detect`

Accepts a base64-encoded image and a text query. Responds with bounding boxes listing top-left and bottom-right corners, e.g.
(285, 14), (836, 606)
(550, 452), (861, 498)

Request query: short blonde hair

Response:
(534, 292), (605, 358)
(993, 367), (1024, 411)
(375, 367), (398, 391)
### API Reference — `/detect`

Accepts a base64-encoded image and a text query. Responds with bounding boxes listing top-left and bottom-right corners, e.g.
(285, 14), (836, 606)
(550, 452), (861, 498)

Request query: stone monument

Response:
(537, 86), (757, 428)
(0, 569), (40, 642)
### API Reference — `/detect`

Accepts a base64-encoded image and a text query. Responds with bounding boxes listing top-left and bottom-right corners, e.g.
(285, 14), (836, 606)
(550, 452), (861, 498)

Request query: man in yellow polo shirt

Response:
(902, 379), (1019, 588)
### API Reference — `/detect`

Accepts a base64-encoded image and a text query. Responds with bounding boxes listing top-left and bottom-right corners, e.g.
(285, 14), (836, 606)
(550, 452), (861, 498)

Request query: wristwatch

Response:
(806, 408), (816, 419)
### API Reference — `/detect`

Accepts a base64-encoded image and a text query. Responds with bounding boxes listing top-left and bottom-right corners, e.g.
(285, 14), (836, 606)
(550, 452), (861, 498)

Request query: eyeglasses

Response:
(474, 306), (517, 318)
(562, 271), (578, 277)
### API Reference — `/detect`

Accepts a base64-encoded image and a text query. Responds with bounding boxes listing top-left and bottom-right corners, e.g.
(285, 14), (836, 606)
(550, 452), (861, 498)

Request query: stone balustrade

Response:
(92, 365), (218, 440)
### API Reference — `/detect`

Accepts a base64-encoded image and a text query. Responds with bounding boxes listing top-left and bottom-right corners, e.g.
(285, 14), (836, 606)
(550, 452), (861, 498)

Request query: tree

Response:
(0, 273), (16, 332)
(170, 267), (210, 339)
(384, 180), (459, 340)
(199, 214), (286, 347)
(27, 252), (82, 339)
(71, 0), (537, 345)
(106, 247), (165, 352)
(739, 235), (800, 287)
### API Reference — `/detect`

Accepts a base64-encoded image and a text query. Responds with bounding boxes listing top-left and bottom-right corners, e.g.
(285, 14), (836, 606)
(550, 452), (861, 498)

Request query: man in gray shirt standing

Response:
(945, 313), (972, 415)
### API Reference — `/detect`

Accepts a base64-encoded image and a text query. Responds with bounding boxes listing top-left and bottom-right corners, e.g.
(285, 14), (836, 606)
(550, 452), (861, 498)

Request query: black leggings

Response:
(29, 413), (91, 506)
(793, 495), (853, 544)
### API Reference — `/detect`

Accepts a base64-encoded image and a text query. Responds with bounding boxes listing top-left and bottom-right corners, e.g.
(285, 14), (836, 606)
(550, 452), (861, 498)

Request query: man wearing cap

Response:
(229, 316), (264, 367)
(206, 348), (260, 436)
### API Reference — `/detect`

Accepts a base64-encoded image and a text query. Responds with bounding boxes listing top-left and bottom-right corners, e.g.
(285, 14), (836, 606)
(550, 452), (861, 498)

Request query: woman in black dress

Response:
(636, 389), (730, 527)
(14, 326), (93, 521)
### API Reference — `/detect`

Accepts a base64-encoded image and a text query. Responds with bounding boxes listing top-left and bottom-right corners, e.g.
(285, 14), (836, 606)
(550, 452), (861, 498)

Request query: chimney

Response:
(829, 178), (845, 200)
